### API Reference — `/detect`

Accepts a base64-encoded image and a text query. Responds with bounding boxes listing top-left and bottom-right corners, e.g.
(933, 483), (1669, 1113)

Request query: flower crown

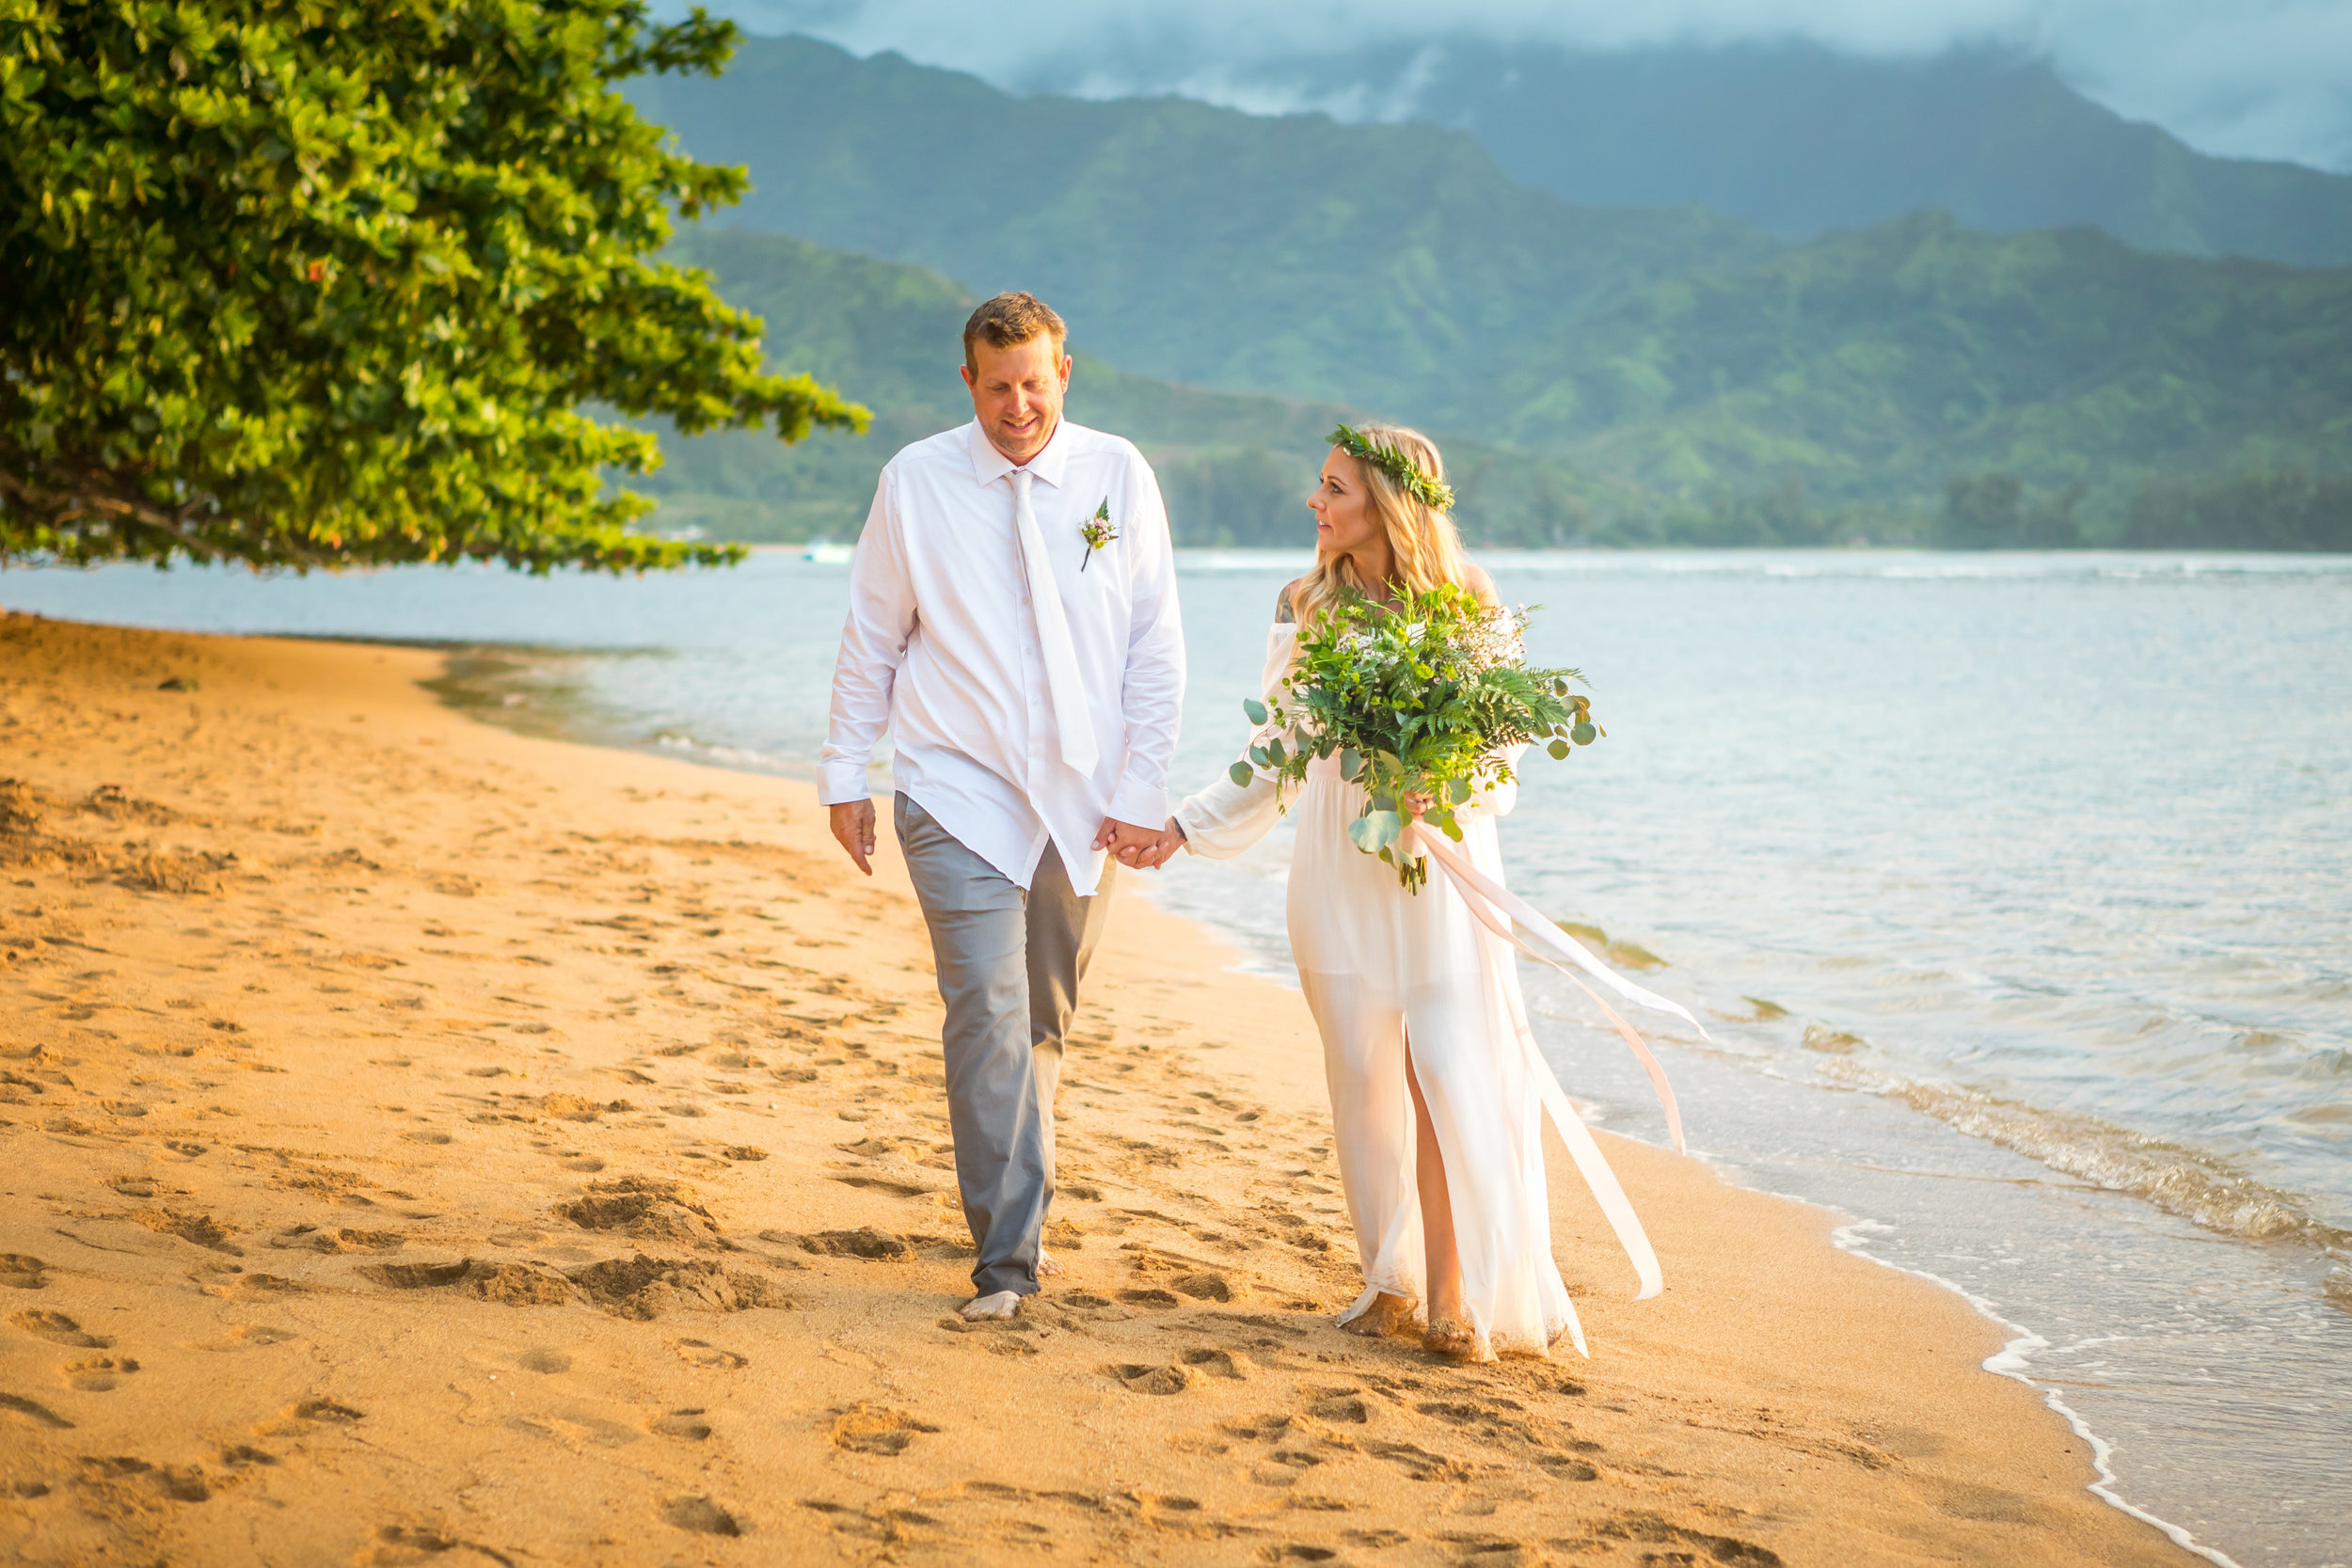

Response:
(1327, 423), (1456, 513)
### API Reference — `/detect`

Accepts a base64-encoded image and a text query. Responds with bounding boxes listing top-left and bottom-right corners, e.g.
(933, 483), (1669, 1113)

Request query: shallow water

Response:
(7, 548), (2348, 1564)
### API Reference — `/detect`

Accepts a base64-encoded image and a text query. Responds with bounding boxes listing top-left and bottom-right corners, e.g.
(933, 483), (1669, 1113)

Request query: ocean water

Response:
(6, 548), (2347, 1565)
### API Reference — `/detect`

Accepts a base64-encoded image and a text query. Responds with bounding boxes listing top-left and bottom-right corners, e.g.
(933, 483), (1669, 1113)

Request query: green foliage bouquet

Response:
(1230, 584), (1600, 890)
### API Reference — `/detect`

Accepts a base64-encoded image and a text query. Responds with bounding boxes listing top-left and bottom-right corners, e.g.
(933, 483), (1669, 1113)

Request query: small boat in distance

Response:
(801, 538), (854, 564)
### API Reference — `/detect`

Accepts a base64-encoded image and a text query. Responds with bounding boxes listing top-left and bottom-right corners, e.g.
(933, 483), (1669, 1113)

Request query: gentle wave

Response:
(1819, 1057), (2351, 1260)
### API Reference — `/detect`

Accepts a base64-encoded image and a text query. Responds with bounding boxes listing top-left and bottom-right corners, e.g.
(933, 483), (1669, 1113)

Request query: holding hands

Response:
(1100, 816), (1185, 871)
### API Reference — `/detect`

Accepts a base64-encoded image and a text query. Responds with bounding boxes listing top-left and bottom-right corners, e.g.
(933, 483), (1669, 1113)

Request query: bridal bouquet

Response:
(1232, 583), (1599, 890)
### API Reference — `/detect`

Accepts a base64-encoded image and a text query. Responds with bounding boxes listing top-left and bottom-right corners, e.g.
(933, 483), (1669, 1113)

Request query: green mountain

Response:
(1294, 42), (2352, 267)
(634, 38), (2352, 547)
(625, 36), (1780, 422)
(641, 230), (1612, 547)
(1493, 213), (2352, 515)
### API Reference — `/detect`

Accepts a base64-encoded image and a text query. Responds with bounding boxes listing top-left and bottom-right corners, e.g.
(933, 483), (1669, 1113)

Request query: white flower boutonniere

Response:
(1078, 498), (1118, 572)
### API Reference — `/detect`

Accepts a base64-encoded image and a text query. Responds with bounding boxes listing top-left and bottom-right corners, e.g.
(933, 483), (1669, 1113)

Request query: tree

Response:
(0, 1), (866, 572)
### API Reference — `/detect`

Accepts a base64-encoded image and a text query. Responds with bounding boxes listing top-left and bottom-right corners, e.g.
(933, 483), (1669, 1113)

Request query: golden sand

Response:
(0, 610), (2191, 1565)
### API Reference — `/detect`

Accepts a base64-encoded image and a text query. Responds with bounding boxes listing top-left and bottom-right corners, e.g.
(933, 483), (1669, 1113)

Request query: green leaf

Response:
(1228, 761), (1254, 787)
(1348, 810), (1402, 853)
(1571, 721), (1597, 745)
(0, 8), (865, 572)
(1243, 697), (1268, 725)
(1339, 748), (1360, 781)
(1248, 745), (1269, 768)
(1548, 738), (1570, 760)
(1265, 736), (1286, 765)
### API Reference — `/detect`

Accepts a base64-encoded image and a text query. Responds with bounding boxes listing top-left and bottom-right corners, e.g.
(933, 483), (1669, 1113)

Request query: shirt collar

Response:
(963, 416), (1073, 491)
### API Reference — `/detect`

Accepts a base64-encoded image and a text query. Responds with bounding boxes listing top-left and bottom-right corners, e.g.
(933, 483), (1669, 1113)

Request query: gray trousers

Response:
(894, 793), (1113, 1297)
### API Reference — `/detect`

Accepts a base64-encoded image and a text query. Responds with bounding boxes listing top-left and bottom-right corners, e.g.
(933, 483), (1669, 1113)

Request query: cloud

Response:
(698, 0), (2352, 172)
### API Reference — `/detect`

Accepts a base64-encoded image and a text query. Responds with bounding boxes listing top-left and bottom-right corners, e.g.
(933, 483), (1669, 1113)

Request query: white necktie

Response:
(1010, 467), (1098, 777)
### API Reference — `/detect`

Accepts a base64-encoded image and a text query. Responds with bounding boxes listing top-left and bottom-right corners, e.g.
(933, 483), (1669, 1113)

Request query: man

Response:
(818, 293), (1184, 1321)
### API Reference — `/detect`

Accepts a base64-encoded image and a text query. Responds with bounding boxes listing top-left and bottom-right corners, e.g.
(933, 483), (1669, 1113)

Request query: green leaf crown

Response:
(1327, 424), (1456, 514)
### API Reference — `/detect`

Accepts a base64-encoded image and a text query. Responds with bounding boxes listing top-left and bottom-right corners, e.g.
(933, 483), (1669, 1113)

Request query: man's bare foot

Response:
(1038, 1249), (1065, 1278)
(1340, 1291), (1416, 1338)
(960, 1290), (1022, 1322)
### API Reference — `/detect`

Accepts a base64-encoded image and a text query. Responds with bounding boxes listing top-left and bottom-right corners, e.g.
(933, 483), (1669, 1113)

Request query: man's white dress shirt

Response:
(818, 418), (1185, 895)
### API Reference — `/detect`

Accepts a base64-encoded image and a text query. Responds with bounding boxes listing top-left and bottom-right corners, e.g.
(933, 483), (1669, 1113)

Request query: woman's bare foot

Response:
(1341, 1291), (1417, 1338)
(1423, 1317), (1479, 1362)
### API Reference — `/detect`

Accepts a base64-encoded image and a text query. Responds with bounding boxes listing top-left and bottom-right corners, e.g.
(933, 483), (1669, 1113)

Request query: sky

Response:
(704, 0), (2352, 173)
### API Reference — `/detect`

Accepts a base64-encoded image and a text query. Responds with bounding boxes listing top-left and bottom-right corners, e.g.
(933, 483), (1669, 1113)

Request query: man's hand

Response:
(1135, 817), (1187, 870)
(831, 800), (877, 876)
(1094, 816), (1168, 870)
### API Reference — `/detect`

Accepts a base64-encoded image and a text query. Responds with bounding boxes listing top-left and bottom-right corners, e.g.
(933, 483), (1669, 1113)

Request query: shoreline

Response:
(0, 610), (2201, 1564)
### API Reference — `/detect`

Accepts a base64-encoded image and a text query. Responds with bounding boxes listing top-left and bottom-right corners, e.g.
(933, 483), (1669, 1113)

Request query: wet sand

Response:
(0, 610), (2194, 1566)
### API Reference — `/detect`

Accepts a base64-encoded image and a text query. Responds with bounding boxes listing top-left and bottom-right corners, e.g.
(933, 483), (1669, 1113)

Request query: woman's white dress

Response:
(1176, 623), (1611, 1359)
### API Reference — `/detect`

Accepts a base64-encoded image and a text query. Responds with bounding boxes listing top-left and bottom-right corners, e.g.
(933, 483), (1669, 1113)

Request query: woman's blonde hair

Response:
(1290, 423), (1472, 629)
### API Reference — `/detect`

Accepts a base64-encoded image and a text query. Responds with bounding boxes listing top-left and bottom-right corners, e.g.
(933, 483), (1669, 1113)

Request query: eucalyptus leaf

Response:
(1228, 761), (1253, 787)
(1340, 748), (1361, 781)
(1570, 721), (1597, 745)
(1548, 738), (1570, 760)
(1243, 697), (1268, 725)
(1266, 736), (1286, 765)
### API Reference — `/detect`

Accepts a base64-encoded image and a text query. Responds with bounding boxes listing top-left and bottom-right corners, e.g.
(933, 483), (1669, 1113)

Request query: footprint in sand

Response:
(1168, 1271), (1246, 1303)
(649, 1409), (712, 1441)
(1, 1254), (51, 1291)
(10, 1309), (111, 1348)
(2, 1392), (75, 1429)
(829, 1402), (941, 1455)
(799, 1227), (915, 1261)
(558, 1177), (725, 1248)
(669, 1338), (747, 1370)
(1104, 1362), (1202, 1396)
(62, 1355), (139, 1392)
(506, 1409), (640, 1449)
(1305, 1389), (1370, 1423)
(661, 1496), (745, 1536)
(360, 1259), (473, 1290)
(278, 1399), (364, 1427)
(516, 1348), (572, 1374)
(1179, 1348), (1254, 1381)
(1117, 1288), (1182, 1308)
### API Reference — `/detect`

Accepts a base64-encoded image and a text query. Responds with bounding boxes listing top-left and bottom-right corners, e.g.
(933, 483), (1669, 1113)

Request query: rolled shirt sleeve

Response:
(817, 469), (912, 806)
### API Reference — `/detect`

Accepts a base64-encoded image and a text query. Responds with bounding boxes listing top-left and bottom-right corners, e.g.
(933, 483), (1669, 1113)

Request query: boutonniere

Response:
(1078, 497), (1118, 572)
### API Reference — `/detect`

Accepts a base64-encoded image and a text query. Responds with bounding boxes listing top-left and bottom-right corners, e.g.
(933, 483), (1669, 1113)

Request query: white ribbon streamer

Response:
(1393, 818), (1707, 1305)
(1399, 821), (1697, 1152)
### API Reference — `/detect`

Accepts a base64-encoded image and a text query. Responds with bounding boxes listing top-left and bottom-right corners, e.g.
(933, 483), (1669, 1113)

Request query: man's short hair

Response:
(962, 292), (1067, 373)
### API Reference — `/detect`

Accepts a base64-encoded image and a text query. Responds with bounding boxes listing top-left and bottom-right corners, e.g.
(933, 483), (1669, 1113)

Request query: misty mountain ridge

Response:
(996, 37), (2352, 269)
(629, 36), (2352, 546)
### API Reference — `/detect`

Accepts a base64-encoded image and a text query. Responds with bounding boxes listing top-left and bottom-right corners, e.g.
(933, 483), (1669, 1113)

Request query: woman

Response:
(1133, 424), (1653, 1362)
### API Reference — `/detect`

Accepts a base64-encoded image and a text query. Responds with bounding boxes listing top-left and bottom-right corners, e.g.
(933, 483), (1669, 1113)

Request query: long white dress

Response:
(1176, 623), (1616, 1360)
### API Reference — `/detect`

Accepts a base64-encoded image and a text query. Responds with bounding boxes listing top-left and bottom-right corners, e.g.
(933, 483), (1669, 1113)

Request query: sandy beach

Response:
(0, 608), (2196, 1567)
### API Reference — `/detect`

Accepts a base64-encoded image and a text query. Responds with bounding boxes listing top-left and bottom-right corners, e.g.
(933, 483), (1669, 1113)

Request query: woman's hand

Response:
(1402, 790), (1435, 819)
(1116, 816), (1187, 870)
